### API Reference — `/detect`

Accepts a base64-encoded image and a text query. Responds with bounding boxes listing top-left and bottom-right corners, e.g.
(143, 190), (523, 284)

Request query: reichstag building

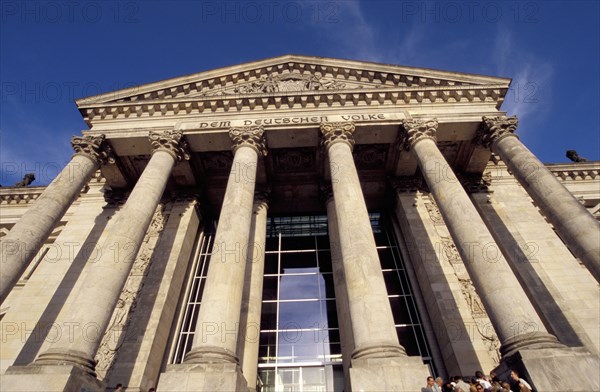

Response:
(1, 55), (598, 391)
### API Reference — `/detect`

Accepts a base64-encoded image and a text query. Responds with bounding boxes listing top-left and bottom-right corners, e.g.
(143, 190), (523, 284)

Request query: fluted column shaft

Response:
(0, 135), (112, 303)
(34, 131), (188, 375)
(324, 188), (354, 382)
(238, 192), (268, 391)
(401, 119), (563, 357)
(321, 122), (405, 360)
(185, 126), (266, 365)
(479, 115), (600, 282)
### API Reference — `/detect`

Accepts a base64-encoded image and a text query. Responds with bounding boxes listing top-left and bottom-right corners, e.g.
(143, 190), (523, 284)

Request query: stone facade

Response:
(0, 56), (598, 391)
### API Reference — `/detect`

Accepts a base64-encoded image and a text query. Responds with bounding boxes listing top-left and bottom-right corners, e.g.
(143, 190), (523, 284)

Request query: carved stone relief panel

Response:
(421, 193), (501, 363)
(95, 202), (171, 380)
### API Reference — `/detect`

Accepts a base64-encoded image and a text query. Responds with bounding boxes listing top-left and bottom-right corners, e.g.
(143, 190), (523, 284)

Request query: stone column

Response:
(0, 135), (112, 303)
(32, 130), (189, 376)
(477, 115), (600, 283)
(320, 122), (404, 360)
(322, 186), (354, 386)
(184, 126), (266, 365)
(400, 118), (563, 357)
(321, 122), (430, 392)
(237, 191), (268, 392)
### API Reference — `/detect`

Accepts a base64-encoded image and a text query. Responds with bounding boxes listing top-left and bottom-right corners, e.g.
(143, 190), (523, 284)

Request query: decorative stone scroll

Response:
(148, 130), (190, 162)
(320, 121), (356, 150)
(71, 134), (115, 165)
(398, 119), (438, 150)
(229, 125), (267, 156)
(476, 115), (519, 149)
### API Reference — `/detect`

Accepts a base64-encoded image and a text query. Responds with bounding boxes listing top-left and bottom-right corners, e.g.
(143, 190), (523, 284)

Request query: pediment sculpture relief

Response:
(201, 74), (348, 97)
(238, 74), (347, 93)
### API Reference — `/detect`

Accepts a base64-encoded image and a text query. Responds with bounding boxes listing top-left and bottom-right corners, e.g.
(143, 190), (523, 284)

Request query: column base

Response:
(500, 331), (564, 357)
(349, 355), (430, 391)
(0, 363), (103, 392)
(183, 346), (239, 364)
(157, 363), (248, 392)
(494, 346), (600, 392)
(33, 348), (97, 377)
(351, 343), (407, 360)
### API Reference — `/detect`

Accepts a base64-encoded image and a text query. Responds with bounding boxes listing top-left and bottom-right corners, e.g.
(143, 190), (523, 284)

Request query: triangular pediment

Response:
(76, 55), (510, 107)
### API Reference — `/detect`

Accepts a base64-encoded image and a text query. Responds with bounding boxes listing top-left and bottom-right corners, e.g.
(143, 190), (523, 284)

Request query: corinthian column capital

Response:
(320, 121), (356, 150)
(253, 189), (270, 212)
(398, 118), (438, 150)
(71, 134), (114, 166)
(149, 130), (190, 162)
(476, 115), (519, 149)
(229, 125), (267, 156)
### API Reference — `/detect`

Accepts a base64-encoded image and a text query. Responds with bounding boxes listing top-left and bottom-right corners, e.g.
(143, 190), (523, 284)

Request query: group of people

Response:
(422, 370), (533, 392)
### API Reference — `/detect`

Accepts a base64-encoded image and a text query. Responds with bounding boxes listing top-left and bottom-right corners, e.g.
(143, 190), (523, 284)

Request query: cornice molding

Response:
(78, 84), (509, 126)
(488, 160), (600, 182)
(551, 168), (600, 181)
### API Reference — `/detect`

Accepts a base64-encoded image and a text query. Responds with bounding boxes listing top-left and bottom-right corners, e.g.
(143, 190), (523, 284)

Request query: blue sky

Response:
(1, 0), (599, 185)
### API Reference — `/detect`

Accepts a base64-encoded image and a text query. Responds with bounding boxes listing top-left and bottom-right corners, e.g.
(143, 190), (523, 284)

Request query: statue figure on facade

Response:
(566, 150), (588, 162)
(14, 173), (35, 187)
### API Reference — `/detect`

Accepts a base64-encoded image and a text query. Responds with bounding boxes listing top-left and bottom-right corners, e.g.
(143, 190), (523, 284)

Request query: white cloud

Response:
(493, 30), (554, 127)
